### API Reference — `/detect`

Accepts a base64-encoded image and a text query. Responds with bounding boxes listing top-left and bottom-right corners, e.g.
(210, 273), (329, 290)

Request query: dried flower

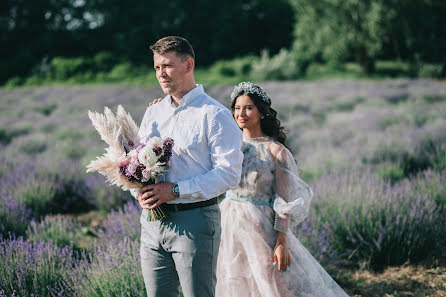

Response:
(87, 105), (174, 221)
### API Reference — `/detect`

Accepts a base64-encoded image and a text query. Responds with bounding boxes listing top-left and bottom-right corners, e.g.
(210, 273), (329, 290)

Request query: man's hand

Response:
(147, 97), (164, 109)
(273, 232), (291, 272)
(137, 182), (175, 209)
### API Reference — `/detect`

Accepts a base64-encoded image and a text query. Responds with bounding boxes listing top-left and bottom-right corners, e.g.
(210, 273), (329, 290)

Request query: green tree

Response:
(289, 0), (446, 75)
(1, 0), (295, 83)
(84, 0), (294, 67)
(379, 0), (446, 73)
(290, 0), (389, 73)
(0, 0), (90, 82)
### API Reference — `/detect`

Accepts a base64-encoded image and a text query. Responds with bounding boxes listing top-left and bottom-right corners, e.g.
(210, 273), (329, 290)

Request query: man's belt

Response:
(161, 197), (218, 212)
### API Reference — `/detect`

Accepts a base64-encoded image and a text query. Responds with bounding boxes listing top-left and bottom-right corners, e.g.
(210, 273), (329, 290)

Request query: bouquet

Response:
(86, 105), (174, 221)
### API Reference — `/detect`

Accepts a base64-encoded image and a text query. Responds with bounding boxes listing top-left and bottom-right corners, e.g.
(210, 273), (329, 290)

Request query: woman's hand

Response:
(273, 231), (290, 272)
(147, 97), (163, 108)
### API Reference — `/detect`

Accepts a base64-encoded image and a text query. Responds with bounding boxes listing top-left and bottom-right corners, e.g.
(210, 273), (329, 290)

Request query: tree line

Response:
(290, 0), (446, 75)
(1, 0), (445, 84)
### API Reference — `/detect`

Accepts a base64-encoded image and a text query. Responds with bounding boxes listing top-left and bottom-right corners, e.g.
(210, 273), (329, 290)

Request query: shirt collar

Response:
(168, 84), (204, 108)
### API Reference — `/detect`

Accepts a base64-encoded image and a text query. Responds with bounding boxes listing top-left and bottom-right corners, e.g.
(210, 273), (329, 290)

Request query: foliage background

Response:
(2, 0), (446, 85)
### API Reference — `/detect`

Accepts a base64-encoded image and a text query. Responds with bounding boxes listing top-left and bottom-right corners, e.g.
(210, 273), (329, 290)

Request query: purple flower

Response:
(0, 195), (33, 236)
(127, 163), (137, 175)
(120, 165), (134, 181)
(163, 138), (174, 151)
(159, 138), (174, 164)
(153, 145), (162, 156)
(0, 235), (75, 296)
(99, 200), (141, 243)
(134, 165), (144, 180)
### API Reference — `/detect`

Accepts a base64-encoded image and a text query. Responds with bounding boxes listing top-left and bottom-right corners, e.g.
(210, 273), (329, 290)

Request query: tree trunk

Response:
(355, 46), (375, 74)
(441, 61), (446, 78)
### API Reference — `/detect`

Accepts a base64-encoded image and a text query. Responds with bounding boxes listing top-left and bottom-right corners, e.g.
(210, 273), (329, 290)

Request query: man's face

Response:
(153, 51), (189, 98)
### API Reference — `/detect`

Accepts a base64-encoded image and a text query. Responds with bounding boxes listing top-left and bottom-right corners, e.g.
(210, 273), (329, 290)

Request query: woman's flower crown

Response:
(230, 82), (271, 106)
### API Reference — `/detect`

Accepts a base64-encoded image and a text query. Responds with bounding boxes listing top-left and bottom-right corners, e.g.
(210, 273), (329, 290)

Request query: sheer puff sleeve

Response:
(270, 142), (313, 233)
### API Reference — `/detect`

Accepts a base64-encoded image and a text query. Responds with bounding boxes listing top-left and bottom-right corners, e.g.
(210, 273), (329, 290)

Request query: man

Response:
(134, 36), (243, 297)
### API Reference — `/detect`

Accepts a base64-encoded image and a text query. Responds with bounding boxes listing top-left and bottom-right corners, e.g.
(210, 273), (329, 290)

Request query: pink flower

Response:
(136, 144), (146, 153)
(116, 153), (130, 167)
(127, 163), (137, 175)
(142, 168), (152, 182)
(130, 156), (139, 165)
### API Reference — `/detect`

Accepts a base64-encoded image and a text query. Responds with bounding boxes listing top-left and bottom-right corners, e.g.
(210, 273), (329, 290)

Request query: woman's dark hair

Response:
(230, 90), (288, 147)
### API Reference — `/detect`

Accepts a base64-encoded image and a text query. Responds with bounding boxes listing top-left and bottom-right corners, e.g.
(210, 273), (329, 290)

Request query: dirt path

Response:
(342, 266), (446, 297)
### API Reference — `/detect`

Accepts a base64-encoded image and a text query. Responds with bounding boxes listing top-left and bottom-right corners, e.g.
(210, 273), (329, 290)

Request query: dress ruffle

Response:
(273, 195), (313, 228)
(216, 199), (348, 297)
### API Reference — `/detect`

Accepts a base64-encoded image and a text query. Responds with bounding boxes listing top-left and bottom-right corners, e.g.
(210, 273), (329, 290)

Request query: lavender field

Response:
(1, 80), (445, 296)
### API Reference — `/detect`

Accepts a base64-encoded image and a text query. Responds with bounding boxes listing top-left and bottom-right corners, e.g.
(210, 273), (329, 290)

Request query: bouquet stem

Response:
(148, 206), (166, 221)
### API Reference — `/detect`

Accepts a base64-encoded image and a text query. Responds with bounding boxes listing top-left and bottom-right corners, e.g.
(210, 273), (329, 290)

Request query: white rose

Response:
(128, 149), (138, 158)
(146, 136), (163, 148)
(138, 146), (158, 168)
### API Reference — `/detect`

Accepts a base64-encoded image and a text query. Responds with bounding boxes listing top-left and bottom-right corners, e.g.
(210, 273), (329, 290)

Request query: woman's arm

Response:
(269, 142), (312, 272)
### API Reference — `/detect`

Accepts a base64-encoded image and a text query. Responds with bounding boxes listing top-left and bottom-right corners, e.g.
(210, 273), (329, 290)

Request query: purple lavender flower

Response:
(0, 195), (33, 236)
(0, 235), (75, 296)
(98, 200), (141, 243)
(68, 238), (146, 296)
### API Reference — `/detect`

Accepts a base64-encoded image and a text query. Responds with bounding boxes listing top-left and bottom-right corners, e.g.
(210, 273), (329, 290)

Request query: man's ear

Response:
(186, 57), (194, 73)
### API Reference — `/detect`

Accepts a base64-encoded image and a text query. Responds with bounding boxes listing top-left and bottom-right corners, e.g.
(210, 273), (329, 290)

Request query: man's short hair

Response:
(150, 36), (195, 61)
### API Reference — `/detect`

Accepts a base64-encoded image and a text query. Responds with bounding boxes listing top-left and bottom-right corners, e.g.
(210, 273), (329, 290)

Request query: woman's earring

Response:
(261, 115), (264, 119)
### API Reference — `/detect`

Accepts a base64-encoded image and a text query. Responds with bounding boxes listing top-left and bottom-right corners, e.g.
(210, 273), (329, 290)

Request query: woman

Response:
(215, 82), (348, 297)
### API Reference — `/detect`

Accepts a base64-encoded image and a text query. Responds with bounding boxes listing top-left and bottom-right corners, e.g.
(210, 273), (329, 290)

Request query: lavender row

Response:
(0, 156), (132, 237)
(0, 200), (143, 296)
(304, 168), (446, 270)
(0, 80), (445, 295)
(0, 235), (146, 296)
(1, 166), (444, 295)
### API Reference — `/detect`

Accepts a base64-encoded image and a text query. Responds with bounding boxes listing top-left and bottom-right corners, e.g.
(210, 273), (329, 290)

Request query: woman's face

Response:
(233, 94), (262, 131)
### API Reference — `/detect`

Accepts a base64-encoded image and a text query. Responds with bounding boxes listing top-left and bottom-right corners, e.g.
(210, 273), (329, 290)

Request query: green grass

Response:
(15, 178), (56, 218)
(26, 215), (84, 250)
(303, 61), (443, 81)
(3, 56), (443, 90)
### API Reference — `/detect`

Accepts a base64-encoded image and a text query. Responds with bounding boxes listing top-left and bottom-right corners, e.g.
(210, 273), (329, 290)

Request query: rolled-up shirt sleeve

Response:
(177, 110), (243, 199)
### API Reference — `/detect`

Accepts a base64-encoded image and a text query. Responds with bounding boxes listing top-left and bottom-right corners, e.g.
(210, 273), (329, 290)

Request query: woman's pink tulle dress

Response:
(216, 136), (348, 297)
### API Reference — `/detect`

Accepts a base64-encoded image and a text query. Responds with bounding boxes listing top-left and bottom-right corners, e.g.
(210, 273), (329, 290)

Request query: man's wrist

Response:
(172, 183), (180, 198)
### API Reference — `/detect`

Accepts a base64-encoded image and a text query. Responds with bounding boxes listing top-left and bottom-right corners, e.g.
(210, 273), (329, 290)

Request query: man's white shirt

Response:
(131, 85), (243, 204)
